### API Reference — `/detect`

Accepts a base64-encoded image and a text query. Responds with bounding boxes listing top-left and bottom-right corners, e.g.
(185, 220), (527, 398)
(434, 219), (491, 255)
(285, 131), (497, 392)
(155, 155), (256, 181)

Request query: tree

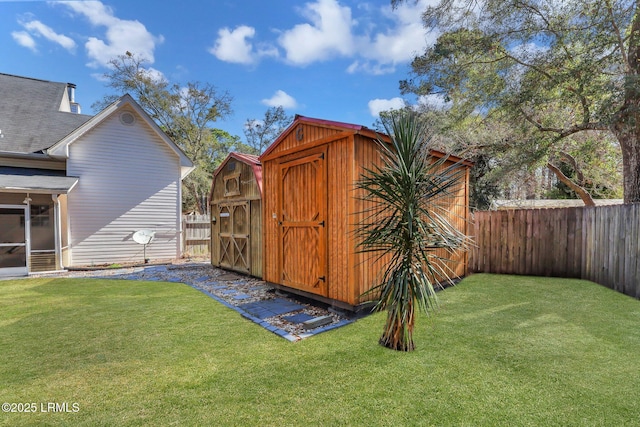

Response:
(356, 112), (469, 351)
(182, 129), (248, 213)
(94, 52), (237, 213)
(432, 110), (623, 206)
(379, 106), (524, 209)
(243, 106), (293, 154)
(395, 0), (639, 203)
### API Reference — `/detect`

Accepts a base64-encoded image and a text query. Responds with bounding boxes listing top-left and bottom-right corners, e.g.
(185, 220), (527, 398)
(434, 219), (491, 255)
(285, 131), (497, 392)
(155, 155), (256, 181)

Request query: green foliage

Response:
(545, 132), (623, 199)
(243, 106), (293, 154)
(395, 0), (638, 202)
(95, 53), (239, 213)
(356, 112), (469, 351)
(182, 129), (250, 213)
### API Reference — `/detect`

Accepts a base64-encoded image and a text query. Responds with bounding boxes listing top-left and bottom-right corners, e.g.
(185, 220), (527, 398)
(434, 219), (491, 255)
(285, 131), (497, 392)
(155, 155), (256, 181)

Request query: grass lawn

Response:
(1, 273), (640, 426)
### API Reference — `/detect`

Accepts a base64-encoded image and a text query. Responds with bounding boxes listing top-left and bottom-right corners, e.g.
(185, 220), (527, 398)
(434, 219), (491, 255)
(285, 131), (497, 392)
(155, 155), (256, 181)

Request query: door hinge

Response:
(319, 220), (325, 227)
(320, 152), (325, 159)
(319, 276), (326, 282)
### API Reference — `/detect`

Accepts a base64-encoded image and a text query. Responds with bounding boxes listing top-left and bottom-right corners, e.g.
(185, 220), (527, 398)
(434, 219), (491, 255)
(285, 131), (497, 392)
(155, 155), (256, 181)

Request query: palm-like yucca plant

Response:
(357, 112), (469, 351)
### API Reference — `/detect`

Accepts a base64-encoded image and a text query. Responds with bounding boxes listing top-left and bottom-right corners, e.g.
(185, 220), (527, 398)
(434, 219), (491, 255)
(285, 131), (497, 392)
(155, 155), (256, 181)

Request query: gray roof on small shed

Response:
(0, 73), (92, 154)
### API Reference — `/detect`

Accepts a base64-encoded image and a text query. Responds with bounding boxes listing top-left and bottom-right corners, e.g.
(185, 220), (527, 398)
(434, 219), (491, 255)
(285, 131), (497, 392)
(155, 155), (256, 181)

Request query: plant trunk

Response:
(546, 162), (596, 206)
(613, 7), (640, 204)
(616, 129), (640, 204)
(612, 109), (640, 204)
(379, 300), (416, 351)
(611, 68), (640, 204)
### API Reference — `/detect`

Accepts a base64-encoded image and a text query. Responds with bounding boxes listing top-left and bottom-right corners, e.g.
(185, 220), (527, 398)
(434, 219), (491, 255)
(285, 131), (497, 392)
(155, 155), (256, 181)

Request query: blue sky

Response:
(1, 0), (438, 141)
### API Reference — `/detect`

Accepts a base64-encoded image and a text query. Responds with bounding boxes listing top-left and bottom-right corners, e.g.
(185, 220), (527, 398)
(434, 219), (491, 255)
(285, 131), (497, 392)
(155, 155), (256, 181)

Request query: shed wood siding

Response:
(262, 121), (351, 292)
(352, 135), (389, 302)
(441, 164), (469, 278)
(210, 158), (261, 202)
(262, 164), (279, 284)
(261, 116), (471, 309)
(261, 119), (386, 308)
(268, 122), (344, 155)
(327, 137), (352, 303)
(66, 110), (181, 266)
(250, 200), (262, 277)
(210, 155), (262, 278)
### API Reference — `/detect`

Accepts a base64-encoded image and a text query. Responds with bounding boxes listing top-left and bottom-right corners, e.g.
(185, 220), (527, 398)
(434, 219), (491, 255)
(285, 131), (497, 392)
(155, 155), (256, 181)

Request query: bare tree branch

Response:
(547, 162), (595, 206)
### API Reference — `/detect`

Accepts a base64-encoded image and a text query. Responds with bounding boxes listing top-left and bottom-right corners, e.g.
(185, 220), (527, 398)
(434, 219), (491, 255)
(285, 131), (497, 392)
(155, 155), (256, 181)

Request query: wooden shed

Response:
(210, 152), (263, 277)
(259, 115), (471, 310)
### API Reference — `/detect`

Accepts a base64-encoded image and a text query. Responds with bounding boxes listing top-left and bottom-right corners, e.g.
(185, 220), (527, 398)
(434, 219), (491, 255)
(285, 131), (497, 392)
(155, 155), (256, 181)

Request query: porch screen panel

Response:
(0, 208), (26, 269)
(29, 204), (57, 272)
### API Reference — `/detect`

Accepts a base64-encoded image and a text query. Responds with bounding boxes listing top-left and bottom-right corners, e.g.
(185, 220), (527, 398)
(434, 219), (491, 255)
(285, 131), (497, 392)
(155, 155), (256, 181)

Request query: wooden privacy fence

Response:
(469, 204), (640, 298)
(182, 214), (211, 256)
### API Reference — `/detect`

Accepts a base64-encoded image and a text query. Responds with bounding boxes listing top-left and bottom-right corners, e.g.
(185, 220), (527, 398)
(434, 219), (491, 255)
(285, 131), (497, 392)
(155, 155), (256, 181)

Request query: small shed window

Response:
(224, 173), (241, 197)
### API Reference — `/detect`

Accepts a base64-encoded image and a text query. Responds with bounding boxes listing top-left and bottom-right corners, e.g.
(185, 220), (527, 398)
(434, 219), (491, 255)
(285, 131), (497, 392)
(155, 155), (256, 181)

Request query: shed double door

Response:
(277, 147), (327, 296)
(216, 201), (251, 273)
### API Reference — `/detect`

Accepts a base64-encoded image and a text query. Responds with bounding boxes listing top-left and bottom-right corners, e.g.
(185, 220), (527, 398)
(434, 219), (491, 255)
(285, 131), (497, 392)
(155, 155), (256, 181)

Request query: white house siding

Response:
(66, 110), (182, 266)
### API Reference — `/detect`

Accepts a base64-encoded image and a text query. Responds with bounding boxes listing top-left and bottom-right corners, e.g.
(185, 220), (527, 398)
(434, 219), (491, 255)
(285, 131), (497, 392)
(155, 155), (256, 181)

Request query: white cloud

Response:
(209, 25), (279, 64)
(12, 18), (76, 53)
(58, 1), (163, 68)
(210, 25), (256, 65)
(22, 20), (76, 51)
(417, 94), (449, 110)
(346, 60), (396, 76)
(277, 0), (433, 73)
(262, 90), (298, 109)
(368, 97), (406, 117)
(11, 31), (37, 52)
(209, 0), (434, 74)
(351, 0), (435, 74)
(141, 67), (166, 83)
(278, 0), (355, 65)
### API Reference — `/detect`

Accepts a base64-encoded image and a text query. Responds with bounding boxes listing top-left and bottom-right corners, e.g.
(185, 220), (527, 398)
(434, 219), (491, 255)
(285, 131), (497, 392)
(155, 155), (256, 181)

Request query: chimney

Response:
(67, 83), (81, 114)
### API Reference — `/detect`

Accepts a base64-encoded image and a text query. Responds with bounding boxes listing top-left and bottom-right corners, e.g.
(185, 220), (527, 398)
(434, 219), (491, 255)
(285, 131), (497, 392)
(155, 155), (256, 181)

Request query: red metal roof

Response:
(259, 115), (473, 167)
(291, 115), (372, 132)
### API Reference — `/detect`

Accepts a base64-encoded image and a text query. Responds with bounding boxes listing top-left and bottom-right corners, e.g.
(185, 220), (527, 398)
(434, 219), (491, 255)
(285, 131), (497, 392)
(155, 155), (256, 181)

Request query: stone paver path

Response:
(31, 261), (357, 341)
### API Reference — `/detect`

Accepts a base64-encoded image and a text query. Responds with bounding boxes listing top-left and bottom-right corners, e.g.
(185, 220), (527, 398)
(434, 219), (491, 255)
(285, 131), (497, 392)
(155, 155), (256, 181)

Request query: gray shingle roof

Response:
(0, 166), (78, 193)
(0, 73), (92, 154)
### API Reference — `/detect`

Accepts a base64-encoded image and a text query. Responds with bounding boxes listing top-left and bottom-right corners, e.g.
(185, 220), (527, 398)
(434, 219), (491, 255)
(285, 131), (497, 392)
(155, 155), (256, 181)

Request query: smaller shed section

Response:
(210, 152), (263, 277)
(259, 115), (472, 310)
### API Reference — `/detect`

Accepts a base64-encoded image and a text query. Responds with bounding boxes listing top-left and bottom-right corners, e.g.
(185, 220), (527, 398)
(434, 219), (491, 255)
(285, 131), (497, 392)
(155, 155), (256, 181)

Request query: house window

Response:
(223, 173), (241, 197)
